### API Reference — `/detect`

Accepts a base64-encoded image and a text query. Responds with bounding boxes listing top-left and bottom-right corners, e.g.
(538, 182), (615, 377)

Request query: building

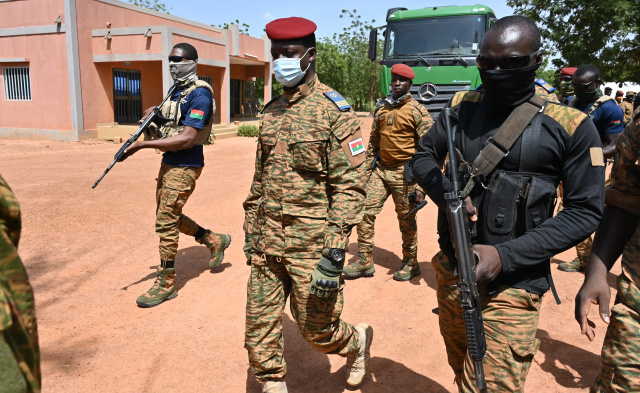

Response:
(0, 0), (272, 141)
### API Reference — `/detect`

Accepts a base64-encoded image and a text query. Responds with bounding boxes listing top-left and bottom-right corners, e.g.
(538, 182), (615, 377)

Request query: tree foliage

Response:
(218, 19), (250, 35)
(507, 0), (640, 82)
(316, 10), (381, 112)
(127, 0), (170, 13)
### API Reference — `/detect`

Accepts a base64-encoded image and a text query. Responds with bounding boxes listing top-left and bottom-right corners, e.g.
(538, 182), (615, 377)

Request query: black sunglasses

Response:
(168, 55), (192, 62)
(571, 79), (598, 89)
(476, 51), (539, 70)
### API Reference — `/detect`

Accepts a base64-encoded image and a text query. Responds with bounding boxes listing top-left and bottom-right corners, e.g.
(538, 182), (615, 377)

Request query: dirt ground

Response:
(1, 117), (619, 393)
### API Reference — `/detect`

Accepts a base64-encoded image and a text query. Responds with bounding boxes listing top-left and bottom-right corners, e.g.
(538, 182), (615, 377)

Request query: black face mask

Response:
(574, 88), (602, 105)
(479, 63), (540, 114)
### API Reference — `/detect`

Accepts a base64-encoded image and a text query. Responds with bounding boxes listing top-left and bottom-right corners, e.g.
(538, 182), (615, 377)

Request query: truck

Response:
(368, 5), (497, 118)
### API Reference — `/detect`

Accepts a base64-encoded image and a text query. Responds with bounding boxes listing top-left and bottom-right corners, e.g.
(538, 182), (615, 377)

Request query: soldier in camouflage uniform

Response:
(412, 16), (604, 392)
(576, 106), (640, 392)
(0, 174), (40, 393)
(621, 91), (636, 124)
(243, 18), (373, 393)
(343, 64), (433, 281)
(122, 43), (231, 308)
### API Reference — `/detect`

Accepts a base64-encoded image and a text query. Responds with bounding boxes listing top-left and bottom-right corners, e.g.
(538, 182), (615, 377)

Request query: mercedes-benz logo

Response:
(418, 83), (438, 101)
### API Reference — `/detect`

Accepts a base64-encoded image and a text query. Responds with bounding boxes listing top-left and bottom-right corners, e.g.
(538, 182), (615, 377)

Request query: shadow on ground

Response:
(536, 329), (600, 389)
(246, 314), (450, 392)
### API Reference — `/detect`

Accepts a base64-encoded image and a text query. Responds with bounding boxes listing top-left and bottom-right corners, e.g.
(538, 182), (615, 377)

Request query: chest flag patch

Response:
(190, 109), (204, 120)
(590, 147), (605, 167)
(325, 91), (351, 111)
(348, 138), (365, 156)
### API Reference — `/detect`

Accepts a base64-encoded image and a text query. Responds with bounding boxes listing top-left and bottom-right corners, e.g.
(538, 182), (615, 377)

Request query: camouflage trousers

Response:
(591, 273), (640, 392)
(156, 163), (203, 261)
(432, 252), (542, 392)
(357, 163), (418, 259)
(245, 254), (359, 382)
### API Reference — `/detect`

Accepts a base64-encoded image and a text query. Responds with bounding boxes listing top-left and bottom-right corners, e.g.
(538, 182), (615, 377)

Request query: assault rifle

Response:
(442, 108), (488, 392)
(92, 83), (178, 189)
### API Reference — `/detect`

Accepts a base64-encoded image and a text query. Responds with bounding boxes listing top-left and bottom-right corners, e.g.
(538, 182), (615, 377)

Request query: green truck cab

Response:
(368, 4), (496, 117)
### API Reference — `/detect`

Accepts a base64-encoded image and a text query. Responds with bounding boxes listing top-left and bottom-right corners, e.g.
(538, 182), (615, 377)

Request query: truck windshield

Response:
(385, 15), (487, 58)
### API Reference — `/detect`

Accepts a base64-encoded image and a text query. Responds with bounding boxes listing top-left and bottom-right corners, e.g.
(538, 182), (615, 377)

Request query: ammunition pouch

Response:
(478, 171), (556, 246)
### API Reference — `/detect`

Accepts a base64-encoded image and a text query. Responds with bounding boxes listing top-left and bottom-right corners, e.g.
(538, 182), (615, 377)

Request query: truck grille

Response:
(390, 84), (472, 118)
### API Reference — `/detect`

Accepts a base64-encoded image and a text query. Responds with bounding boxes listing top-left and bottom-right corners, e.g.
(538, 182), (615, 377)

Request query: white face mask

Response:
(169, 59), (198, 83)
(273, 48), (311, 87)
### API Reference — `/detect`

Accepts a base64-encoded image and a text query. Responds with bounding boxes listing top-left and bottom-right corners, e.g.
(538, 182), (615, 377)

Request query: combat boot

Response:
(346, 322), (374, 387)
(558, 257), (586, 272)
(136, 266), (177, 308)
(393, 257), (421, 281)
(196, 230), (232, 269)
(343, 252), (375, 279)
(262, 381), (288, 393)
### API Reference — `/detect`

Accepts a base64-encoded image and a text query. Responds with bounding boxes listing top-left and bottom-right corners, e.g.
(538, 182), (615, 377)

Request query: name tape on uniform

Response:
(348, 138), (365, 156)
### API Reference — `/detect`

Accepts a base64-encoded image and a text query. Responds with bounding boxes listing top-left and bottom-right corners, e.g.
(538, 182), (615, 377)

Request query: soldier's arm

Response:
(242, 139), (264, 235)
(413, 103), (434, 138)
(325, 111), (367, 250)
(364, 110), (381, 169)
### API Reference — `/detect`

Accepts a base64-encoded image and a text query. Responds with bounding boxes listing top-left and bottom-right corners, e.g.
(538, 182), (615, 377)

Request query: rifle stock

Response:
(92, 84), (178, 189)
(442, 108), (488, 392)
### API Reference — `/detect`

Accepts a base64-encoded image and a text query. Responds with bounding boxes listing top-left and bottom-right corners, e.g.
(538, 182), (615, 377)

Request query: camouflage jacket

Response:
(621, 100), (635, 124)
(606, 106), (640, 289)
(0, 174), (40, 392)
(243, 76), (367, 258)
(367, 95), (433, 168)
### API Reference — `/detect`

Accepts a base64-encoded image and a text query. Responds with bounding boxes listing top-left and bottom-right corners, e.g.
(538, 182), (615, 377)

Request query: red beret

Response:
(391, 64), (415, 80)
(265, 17), (317, 41)
(616, 90), (624, 96)
(560, 67), (577, 76)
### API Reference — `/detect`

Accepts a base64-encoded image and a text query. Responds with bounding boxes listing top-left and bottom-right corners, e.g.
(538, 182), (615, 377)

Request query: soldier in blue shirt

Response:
(122, 43), (231, 308)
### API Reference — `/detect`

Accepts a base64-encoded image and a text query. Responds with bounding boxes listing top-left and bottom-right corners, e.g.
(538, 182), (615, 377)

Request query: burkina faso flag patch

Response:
(189, 109), (204, 120)
(348, 138), (365, 156)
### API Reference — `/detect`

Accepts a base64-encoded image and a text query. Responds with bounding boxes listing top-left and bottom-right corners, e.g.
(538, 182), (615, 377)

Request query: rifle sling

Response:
(461, 95), (547, 198)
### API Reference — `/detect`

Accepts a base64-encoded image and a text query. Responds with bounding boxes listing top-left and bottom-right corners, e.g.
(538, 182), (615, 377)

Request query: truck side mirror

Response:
(368, 29), (377, 61)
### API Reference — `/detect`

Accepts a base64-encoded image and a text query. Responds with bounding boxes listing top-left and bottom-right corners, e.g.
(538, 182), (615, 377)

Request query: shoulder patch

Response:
(451, 91), (483, 107)
(340, 128), (366, 168)
(324, 91), (351, 111)
(260, 95), (281, 114)
(544, 102), (588, 136)
(535, 78), (556, 93)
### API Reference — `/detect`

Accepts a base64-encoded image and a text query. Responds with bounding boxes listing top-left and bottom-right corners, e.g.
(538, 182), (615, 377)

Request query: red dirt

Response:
(0, 118), (618, 392)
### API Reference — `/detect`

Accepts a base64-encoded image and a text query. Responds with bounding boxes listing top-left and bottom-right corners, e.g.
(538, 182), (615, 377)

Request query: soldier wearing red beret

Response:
(344, 63), (433, 282)
(243, 17), (373, 393)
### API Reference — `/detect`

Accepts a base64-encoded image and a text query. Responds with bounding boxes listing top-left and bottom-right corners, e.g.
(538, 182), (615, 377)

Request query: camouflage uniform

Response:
(591, 107), (640, 392)
(357, 95), (433, 261)
(621, 99), (635, 124)
(413, 90), (605, 392)
(0, 174), (40, 392)
(243, 76), (367, 382)
(534, 79), (560, 103)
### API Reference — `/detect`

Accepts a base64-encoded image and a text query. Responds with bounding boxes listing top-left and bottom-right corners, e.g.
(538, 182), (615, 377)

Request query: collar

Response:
(283, 76), (318, 102)
(385, 92), (412, 106)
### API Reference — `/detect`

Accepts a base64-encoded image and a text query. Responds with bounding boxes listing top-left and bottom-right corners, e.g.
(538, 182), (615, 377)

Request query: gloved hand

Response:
(309, 248), (345, 298)
(244, 234), (253, 266)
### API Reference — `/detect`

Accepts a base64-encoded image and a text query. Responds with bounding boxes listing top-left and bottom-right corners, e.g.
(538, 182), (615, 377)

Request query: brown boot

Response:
(343, 252), (375, 279)
(196, 230), (232, 269)
(136, 266), (177, 308)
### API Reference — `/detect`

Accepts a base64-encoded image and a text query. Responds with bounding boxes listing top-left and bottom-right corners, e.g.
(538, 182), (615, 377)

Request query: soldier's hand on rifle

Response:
(414, 189), (426, 204)
(141, 106), (156, 121)
(465, 196), (478, 222)
(120, 141), (142, 161)
(472, 244), (502, 286)
(309, 248), (345, 298)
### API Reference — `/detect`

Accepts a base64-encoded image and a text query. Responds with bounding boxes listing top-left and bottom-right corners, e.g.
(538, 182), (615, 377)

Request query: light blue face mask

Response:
(273, 48), (311, 87)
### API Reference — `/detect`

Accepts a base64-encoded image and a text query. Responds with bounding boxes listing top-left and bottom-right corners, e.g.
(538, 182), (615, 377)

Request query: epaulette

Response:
(451, 90), (483, 107)
(260, 95), (281, 114)
(324, 90), (351, 111)
(535, 78), (556, 93)
(544, 101), (588, 136)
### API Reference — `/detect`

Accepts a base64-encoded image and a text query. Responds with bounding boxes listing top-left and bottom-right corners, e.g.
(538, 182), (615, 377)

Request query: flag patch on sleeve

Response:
(611, 120), (621, 126)
(348, 138), (365, 156)
(189, 109), (204, 120)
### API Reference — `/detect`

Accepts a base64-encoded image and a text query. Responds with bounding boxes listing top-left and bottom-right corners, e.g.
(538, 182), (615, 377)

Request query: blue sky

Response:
(158, 1), (515, 39)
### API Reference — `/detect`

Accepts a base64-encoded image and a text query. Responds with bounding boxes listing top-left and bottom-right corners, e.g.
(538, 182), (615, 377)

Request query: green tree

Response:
(127, 0), (170, 13)
(316, 38), (348, 95)
(217, 19), (250, 35)
(507, 0), (640, 82)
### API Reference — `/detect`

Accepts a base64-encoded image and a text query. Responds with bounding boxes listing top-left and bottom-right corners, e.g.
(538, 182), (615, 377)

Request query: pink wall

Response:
(172, 34), (226, 61)
(238, 35), (266, 62)
(92, 33), (163, 56)
(0, 0), (65, 29)
(230, 64), (267, 80)
(0, 34), (72, 131)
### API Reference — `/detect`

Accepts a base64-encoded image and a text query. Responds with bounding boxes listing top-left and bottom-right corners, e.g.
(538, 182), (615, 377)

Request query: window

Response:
(199, 75), (213, 86)
(113, 69), (142, 124)
(3, 67), (31, 101)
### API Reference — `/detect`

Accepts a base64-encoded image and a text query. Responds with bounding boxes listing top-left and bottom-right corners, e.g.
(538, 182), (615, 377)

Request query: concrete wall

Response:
(0, 0), (65, 29)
